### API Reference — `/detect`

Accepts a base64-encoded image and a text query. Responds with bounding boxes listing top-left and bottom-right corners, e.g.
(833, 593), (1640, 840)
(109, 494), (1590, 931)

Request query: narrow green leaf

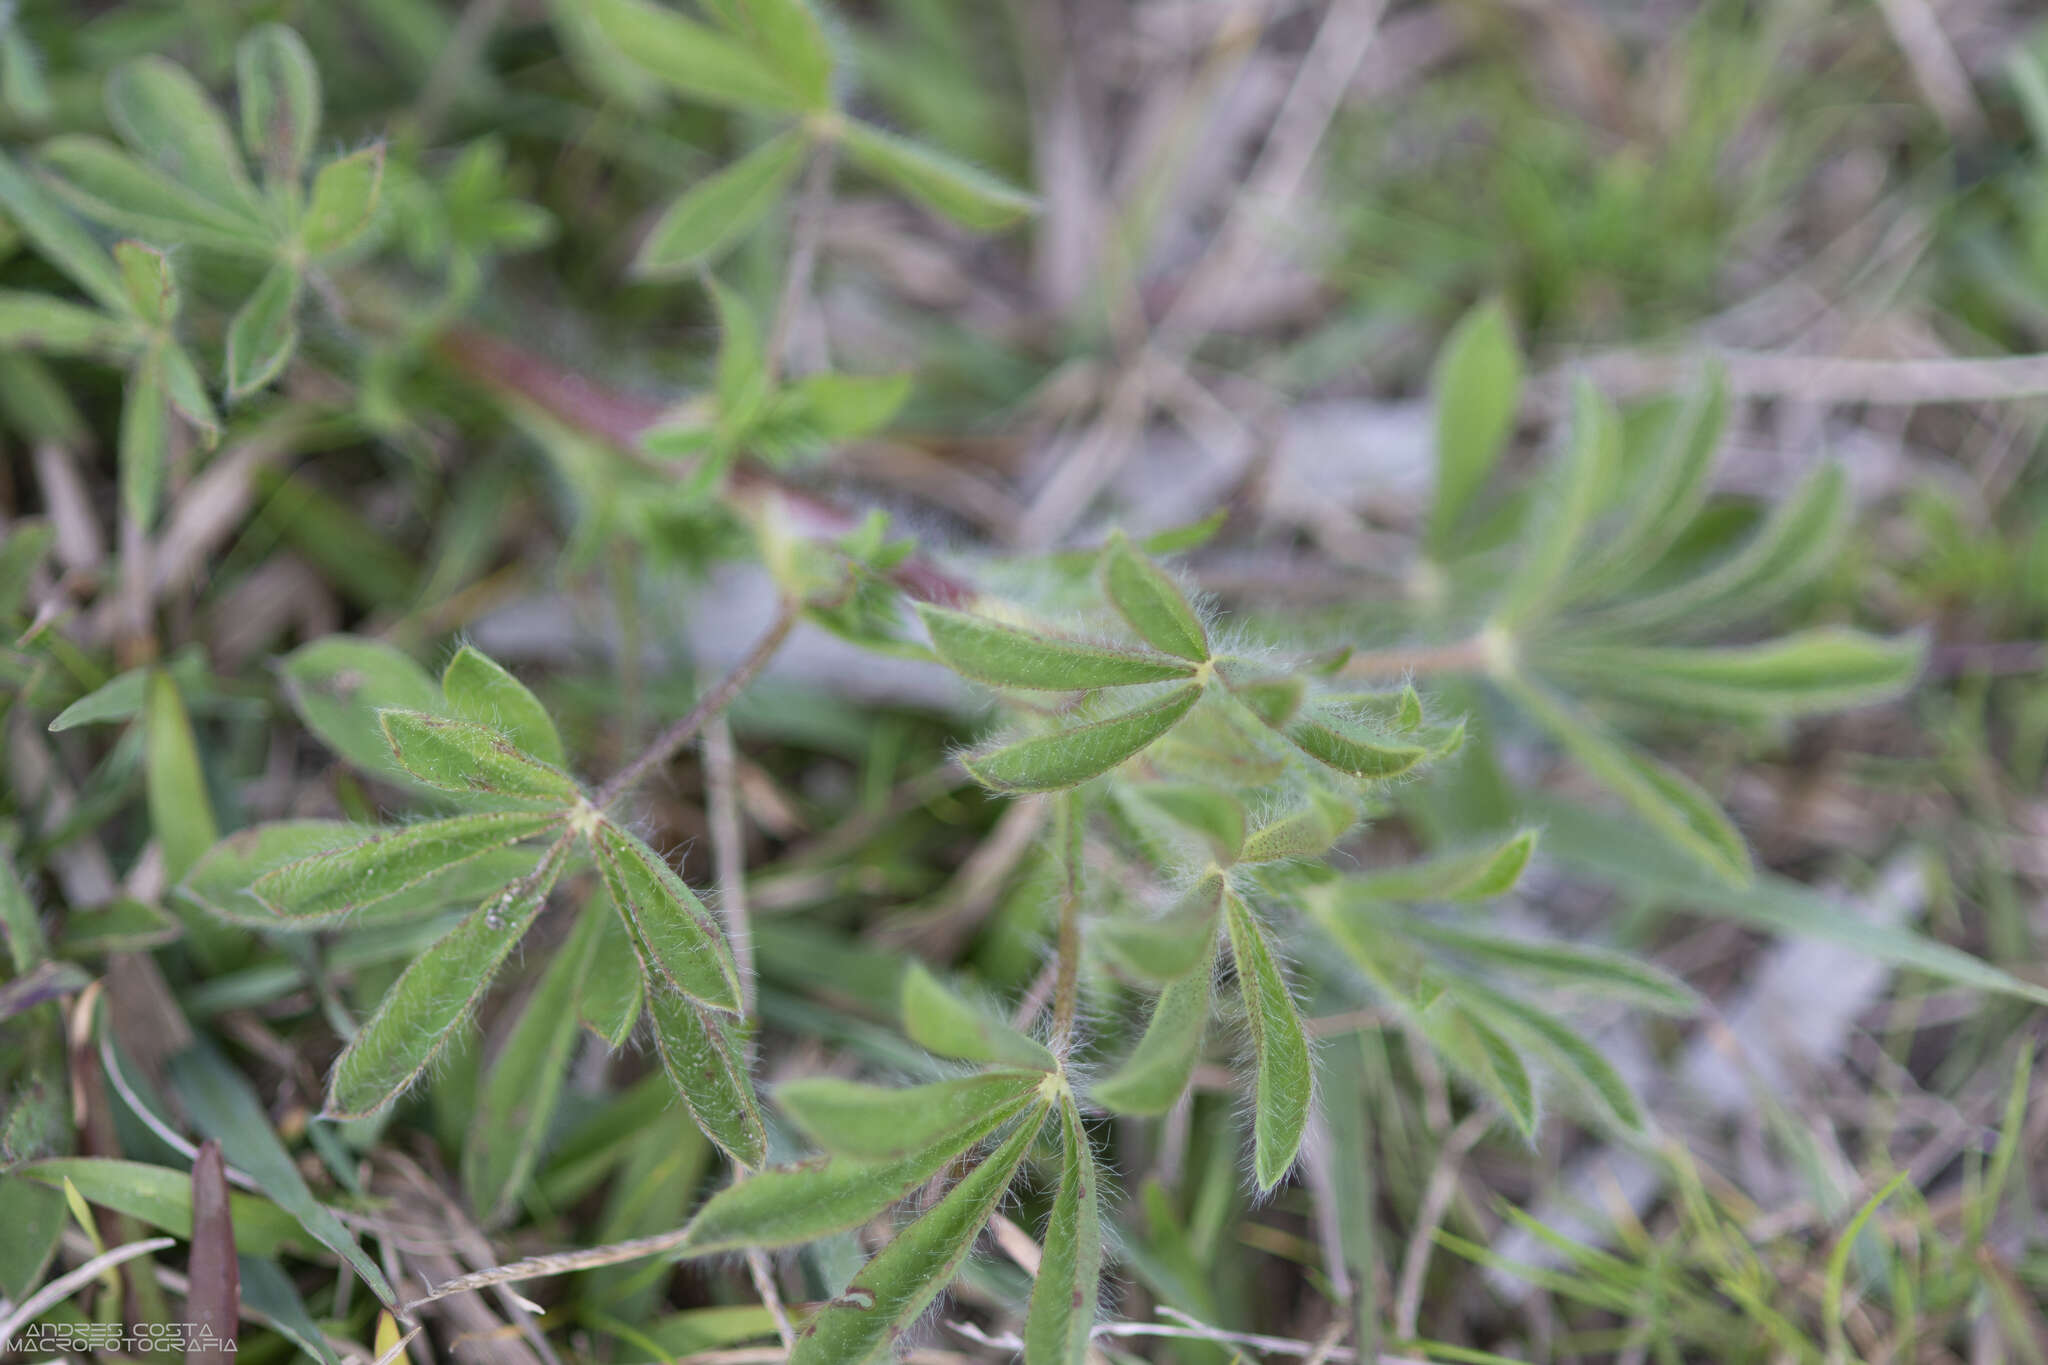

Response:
(224, 262), (301, 399)
(146, 670), (218, 883)
(646, 987), (767, 1169)
(236, 25), (321, 187)
(112, 240), (178, 325)
(441, 645), (565, 767)
(39, 135), (270, 251)
(1537, 629), (1924, 720)
(901, 962), (1056, 1070)
(1449, 1004), (1538, 1138)
(1449, 980), (1645, 1132)
(0, 148), (130, 312)
(379, 709), (585, 808)
(589, 0), (809, 111)
(1504, 677), (1750, 885)
(238, 1257), (343, 1365)
(633, 131), (806, 277)
(702, 0), (833, 109)
(464, 902), (601, 1222)
(789, 1101), (1047, 1365)
(678, 1095), (1040, 1256)
(0, 517), (54, 620)
(119, 347), (169, 527)
(1101, 530), (1207, 662)
(160, 340), (218, 444)
(777, 1070), (1047, 1161)
(1429, 299), (1522, 548)
(0, 849), (50, 973)
(1024, 1097), (1102, 1365)
(1225, 893), (1311, 1190)
(1349, 829), (1539, 903)
(105, 55), (261, 216)
(56, 897), (180, 956)
(0, 290), (138, 356)
(1493, 377), (1618, 628)
(167, 1044), (399, 1308)
(597, 821), (742, 1014)
(15, 1159), (306, 1259)
(578, 890), (645, 1046)
(279, 636), (444, 779)
(250, 812), (559, 926)
(705, 273), (767, 424)
(300, 144), (384, 256)
(1823, 1172), (1912, 1365)
(1092, 943), (1213, 1115)
(1582, 463), (1850, 635)
(1401, 918), (1699, 1014)
(0, 1177), (63, 1302)
(326, 849), (563, 1119)
(1565, 365), (1728, 601)
(840, 120), (1038, 230)
(920, 604), (1195, 691)
(1097, 872), (1224, 982)
(964, 684), (1202, 793)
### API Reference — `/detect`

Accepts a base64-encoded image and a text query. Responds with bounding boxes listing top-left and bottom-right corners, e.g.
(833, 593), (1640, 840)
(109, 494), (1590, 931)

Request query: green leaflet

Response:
(250, 811), (559, 925)
(578, 887), (646, 1046)
(279, 635), (443, 779)
(379, 709), (585, 807)
(1224, 893), (1311, 1190)
(1092, 941), (1213, 1115)
(113, 241), (177, 326)
(14, 1158), (308, 1257)
(463, 902), (602, 1222)
(1239, 790), (1356, 864)
(1134, 784), (1246, 864)
(589, 0), (810, 112)
(965, 684), (1202, 793)
(1283, 705), (1446, 781)
(789, 1101), (1048, 1365)
(1442, 1002), (1538, 1138)
(647, 986), (767, 1169)
(597, 821), (743, 1015)
(120, 345), (168, 526)
(325, 846), (563, 1119)
(1348, 828), (1539, 903)
(1024, 1097), (1102, 1365)
(1502, 677), (1750, 885)
(1535, 628), (1924, 720)
(634, 130), (807, 277)
(1580, 462), (1850, 635)
(0, 289), (138, 356)
(1, 849), (50, 972)
(1493, 377), (1619, 629)
(1448, 980), (1645, 1132)
(675, 1091), (1041, 1256)
(900, 962), (1056, 1070)
(56, 897), (179, 955)
(1101, 530), (1208, 662)
(301, 144), (384, 256)
(40, 134), (270, 252)
(104, 55), (262, 217)
(442, 645), (566, 767)
(918, 603), (1195, 690)
(775, 1070), (1047, 1160)
(236, 24), (321, 186)
(1395, 918), (1700, 1015)
(839, 119), (1039, 231)
(1231, 675), (1305, 728)
(0, 1176), (62, 1302)
(145, 669), (219, 883)
(0, 148), (130, 313)
(1565, 365), (1728, 603)
(1097, 872), (1224, 982)
(1428, 299), (1522, 550)
(701, 0), (832, 109)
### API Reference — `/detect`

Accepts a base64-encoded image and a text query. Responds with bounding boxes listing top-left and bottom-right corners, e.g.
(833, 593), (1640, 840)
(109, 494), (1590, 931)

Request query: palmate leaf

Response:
(1025, 1096), (1103, 1365)
(774, 1070), (1047, 1160)
(964, 684), (1203, 793)
(1101, 530), (1208, 662)
(901, 963), (1056, 1070)
(597, 820), (743, 1014)
(918, 603), (1196, 690)
(646, 986), (766, 1168)
(789, 1100), (1048, 1365)
(673, 1087), (1042, 1255)
(1224, 893), (1311, 1190)
(325, 845), (565, 1119)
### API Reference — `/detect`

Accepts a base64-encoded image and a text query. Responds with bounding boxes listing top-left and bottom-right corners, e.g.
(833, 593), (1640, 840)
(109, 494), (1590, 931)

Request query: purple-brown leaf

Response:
(185, 1139), (238, 1363)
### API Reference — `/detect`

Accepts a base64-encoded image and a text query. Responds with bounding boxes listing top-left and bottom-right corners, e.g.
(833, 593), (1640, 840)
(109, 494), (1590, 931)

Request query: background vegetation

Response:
(2, 1), (2046, 1363)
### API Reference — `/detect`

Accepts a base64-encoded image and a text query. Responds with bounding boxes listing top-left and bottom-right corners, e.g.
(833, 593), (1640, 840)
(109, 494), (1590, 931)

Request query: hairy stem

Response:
(1051, 791), (1084, 1046)
(1340, 635), (1490, 681)
(765, 140), (839, 384)
(595, 600), (799, 809)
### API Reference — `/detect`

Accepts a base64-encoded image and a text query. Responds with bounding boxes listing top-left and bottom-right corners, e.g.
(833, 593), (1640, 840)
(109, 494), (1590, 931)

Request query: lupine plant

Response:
(0, 5), (2039, 1365)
